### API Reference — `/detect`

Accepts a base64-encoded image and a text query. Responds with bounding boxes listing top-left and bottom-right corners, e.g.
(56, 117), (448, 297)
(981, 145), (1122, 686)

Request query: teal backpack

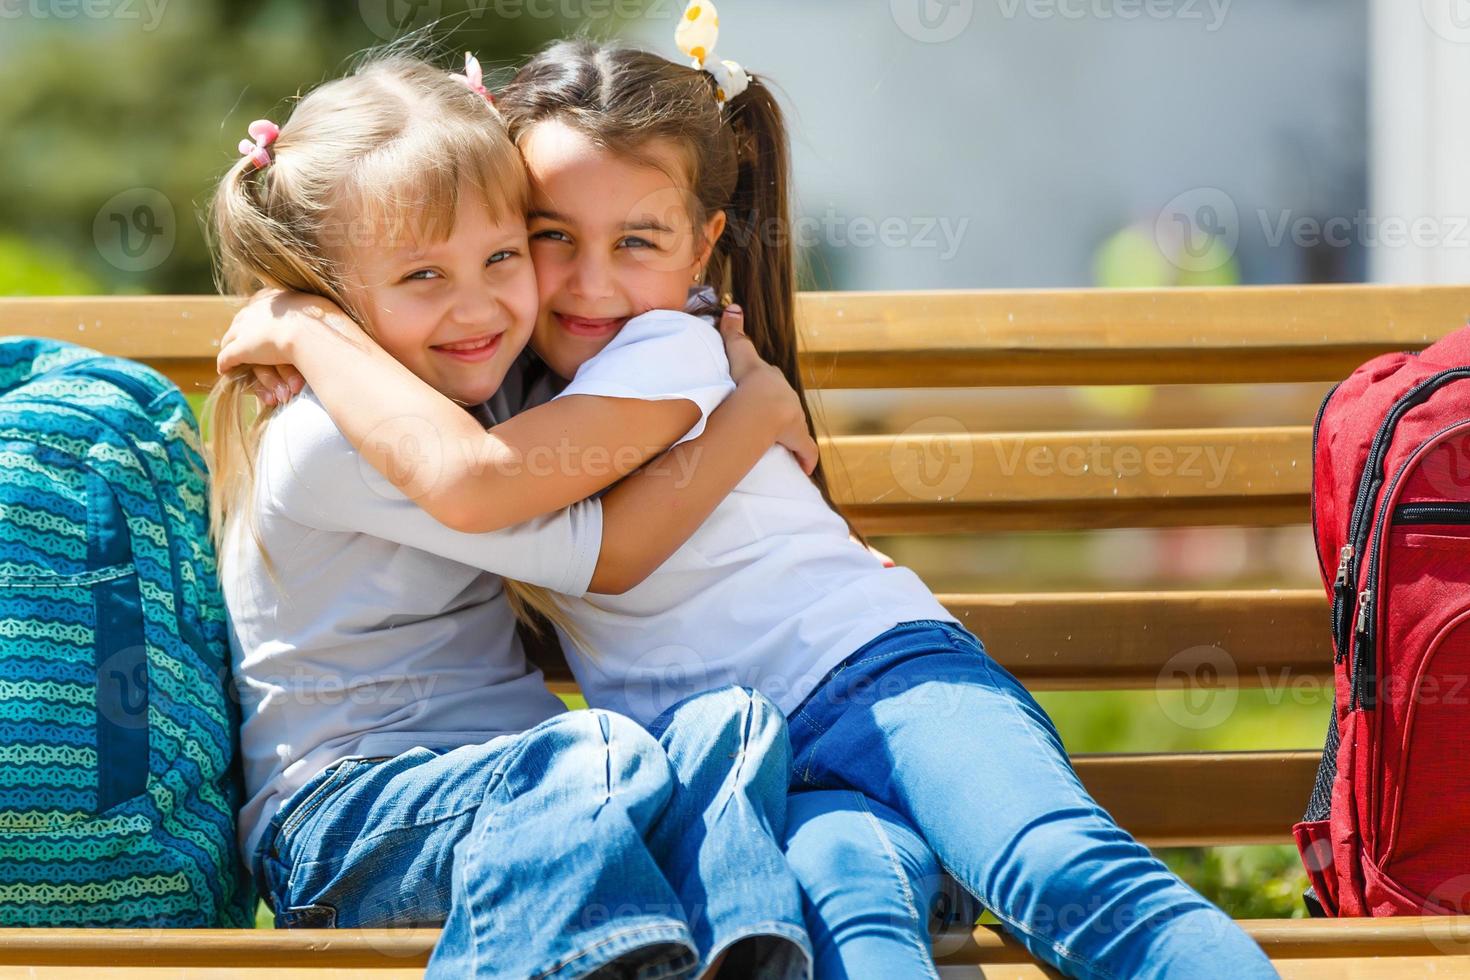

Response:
(0, 337), (255, 927)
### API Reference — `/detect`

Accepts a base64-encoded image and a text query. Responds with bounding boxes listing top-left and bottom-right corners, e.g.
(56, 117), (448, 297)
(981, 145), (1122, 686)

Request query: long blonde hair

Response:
(204, 49), (570, 637)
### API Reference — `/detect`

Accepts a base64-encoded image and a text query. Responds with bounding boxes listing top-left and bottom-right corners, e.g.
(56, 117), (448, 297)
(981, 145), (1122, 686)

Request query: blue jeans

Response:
(251, 687), (811, 980)
(786, 620), (1279, 980)
(785, 790), (957, 980)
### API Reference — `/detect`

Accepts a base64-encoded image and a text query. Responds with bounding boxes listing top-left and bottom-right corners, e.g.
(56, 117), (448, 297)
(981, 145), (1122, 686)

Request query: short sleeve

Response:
(552, 310), (735, 447)
(258, 392), (602, 597)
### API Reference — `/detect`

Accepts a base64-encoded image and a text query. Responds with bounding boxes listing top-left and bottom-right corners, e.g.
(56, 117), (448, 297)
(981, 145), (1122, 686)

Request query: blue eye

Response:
(404, 269), (440, 282)
(533, 230), (571, 244)
(487, 250), (517, 266)
(619, 237), (655, 250)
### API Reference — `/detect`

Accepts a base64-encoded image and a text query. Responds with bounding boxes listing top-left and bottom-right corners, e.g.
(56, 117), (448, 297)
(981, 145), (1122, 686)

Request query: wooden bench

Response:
(4, 284), (1470, 977)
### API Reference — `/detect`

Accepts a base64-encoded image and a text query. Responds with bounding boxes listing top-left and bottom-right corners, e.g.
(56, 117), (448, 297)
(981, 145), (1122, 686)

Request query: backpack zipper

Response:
(1333, 370), (1470, 668)
(1393, 503), (1470, 524)
(1351, 418), (1470, 709)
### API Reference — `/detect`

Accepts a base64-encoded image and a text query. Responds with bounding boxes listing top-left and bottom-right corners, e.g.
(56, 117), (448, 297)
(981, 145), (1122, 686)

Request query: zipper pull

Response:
(1333, 545), (1355, 589)
(1354, 589), (1374, 636)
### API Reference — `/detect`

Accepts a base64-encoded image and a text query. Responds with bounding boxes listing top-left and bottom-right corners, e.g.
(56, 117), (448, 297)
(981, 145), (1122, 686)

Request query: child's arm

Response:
(217, 290), (704, 534)
(589, 314), (818, 594)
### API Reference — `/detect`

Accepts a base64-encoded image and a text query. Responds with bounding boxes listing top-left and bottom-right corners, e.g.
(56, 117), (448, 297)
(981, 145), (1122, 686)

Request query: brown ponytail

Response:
(497, 40), (857, 536)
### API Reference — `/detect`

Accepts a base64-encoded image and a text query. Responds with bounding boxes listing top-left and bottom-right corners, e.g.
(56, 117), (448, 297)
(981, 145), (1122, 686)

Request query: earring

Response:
(692, 269), (704, 284)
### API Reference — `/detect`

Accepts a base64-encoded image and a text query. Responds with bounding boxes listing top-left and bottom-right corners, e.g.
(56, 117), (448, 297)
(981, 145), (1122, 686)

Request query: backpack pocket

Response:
(0, 444), (150, 830)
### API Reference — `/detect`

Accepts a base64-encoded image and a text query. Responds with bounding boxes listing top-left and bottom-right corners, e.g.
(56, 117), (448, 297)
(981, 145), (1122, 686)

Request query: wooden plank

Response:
(2, 957), (1460, 979)
(537, 590), (1333, 692)
(934, 965), (1470, 979)
(942, 589), (1331, 690)
(935, 917), (1470, 964)
(934, 919), (1470, 975)
(2, 296), (233, 395)
(1075, 750), (1318, 848)
(796, 285), (1470, 387)
(4, 917), (1466, 975)
(3, 285), (1466, 391)
(824, 426), (1311, 533)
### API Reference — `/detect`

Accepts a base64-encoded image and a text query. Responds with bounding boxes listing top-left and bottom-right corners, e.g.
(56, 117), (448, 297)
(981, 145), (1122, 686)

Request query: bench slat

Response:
(1078, 750), (1317, 847)
(826, 426), (1311, 532)
(942, 589), (1330, 689)
(538, 589), (1331, 691)
(797, 285), (1468, 387)
(5, 918), (1465, 974)
(3, 285), (1464, 391)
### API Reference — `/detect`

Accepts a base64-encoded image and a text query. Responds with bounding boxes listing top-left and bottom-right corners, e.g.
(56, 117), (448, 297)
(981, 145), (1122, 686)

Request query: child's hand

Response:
(719, 304), (820, 475)
(216, 289), (354, 406)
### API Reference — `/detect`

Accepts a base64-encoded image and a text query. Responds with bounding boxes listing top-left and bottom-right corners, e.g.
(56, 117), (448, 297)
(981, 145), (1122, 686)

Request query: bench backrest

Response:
(7, 284), (1469, 851)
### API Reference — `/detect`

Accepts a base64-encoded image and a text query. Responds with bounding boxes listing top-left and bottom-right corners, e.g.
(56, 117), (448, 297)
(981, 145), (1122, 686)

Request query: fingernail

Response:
(260, 390), (275, 406)
(727, 304), (743, 316)
(276, 385), (290, 404)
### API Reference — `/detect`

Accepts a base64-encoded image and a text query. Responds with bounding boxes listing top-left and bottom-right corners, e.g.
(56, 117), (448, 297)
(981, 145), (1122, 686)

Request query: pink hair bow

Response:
(237, 119), (279, 170)
(456, 52), (493, 103)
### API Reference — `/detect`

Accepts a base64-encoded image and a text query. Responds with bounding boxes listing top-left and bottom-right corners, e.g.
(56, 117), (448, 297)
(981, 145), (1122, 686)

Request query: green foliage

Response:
(0, 235), (100, 295)
(1162, 846), (1310, 919)
(0, 0), (577, 297)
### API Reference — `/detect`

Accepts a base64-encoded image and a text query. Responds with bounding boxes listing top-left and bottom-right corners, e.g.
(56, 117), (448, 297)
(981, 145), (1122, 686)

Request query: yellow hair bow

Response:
(675, 0), (750, 107)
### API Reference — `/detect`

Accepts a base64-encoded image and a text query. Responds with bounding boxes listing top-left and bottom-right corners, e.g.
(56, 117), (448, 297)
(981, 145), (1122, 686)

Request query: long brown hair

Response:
(495, 39), (850, 525)
(203, 50), (570, 631)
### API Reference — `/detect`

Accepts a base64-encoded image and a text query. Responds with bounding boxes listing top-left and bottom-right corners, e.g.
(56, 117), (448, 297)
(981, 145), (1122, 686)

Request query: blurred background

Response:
(6, 0), (1466, 922)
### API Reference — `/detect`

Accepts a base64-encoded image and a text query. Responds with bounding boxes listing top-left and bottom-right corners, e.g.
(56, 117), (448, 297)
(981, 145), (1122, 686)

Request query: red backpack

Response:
(1297, 325), (1470, 917)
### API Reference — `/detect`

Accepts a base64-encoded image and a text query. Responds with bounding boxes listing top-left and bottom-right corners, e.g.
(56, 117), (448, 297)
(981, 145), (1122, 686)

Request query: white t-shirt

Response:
(548, 311), (960, 727)
(224, 360), (601, 868)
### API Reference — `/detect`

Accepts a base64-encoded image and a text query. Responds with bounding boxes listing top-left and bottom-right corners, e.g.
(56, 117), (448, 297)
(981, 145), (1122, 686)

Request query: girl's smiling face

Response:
(334, 182), (539, 406)
(520, 119), (726, 380)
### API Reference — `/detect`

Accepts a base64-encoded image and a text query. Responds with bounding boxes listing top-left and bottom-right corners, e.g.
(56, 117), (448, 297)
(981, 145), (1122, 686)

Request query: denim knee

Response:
(660, 685), (787, 746)
(504, 709), (674, 811)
